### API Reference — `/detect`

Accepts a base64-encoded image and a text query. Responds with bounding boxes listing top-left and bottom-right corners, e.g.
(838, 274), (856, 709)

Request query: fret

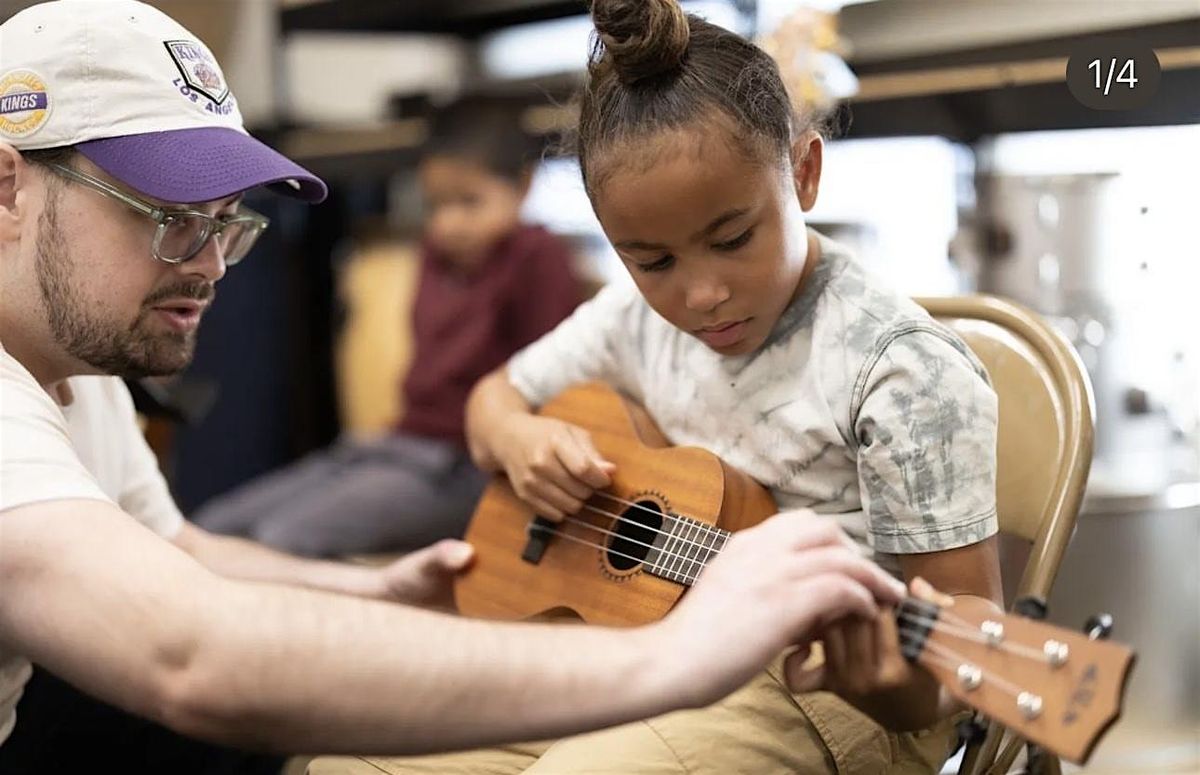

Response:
(667, 516), (692, 582)
(682, 521), (709, 586)
(679, 518), (704, 581)
(644, 516), (671, 574)
(700, 521), (720, 566)
(661, 514), (686, 582)
(686, 520), (712, 581)
(645, 513), (733, 587)
(667, 516), (731, 587)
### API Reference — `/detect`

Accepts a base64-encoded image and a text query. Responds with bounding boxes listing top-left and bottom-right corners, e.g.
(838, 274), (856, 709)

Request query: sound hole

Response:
(607, 500), (663, 570)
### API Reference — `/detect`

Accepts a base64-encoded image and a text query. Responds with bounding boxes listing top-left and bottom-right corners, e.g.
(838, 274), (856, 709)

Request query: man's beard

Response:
(35, 191), (213, 379)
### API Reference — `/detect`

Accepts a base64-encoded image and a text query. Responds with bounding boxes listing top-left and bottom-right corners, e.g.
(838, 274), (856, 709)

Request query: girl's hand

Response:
(493, 414), (616, 520)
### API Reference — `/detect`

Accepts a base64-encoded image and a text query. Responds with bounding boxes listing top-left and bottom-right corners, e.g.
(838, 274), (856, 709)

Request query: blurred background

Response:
(4, 0), (1197, 771)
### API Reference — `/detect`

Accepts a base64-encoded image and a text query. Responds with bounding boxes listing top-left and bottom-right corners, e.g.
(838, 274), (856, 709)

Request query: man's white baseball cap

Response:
(0, 0), (326, 203)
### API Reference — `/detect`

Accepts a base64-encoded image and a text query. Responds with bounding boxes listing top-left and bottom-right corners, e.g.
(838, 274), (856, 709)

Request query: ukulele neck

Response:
(645, 513), (731, 586)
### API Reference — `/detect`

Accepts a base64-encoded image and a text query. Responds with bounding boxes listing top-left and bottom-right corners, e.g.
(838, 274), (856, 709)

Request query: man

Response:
(0, 0), (905, 763)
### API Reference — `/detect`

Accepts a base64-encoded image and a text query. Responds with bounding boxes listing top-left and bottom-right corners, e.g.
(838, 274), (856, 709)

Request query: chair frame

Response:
(917, 295), (1096, 775)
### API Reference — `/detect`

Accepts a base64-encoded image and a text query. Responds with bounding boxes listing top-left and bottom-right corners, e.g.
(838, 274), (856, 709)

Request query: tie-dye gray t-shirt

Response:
(507, 229), (998, 572)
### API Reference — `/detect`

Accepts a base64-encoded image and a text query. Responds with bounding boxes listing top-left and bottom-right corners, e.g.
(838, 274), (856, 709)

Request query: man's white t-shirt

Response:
(0, 345), (183, 746)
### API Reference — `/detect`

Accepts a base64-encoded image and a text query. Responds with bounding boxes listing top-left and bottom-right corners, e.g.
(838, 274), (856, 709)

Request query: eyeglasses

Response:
(43, 162), (270, 266)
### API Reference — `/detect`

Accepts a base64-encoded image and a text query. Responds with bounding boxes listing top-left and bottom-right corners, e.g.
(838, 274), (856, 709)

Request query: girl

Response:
(393, 0), (1003, 771)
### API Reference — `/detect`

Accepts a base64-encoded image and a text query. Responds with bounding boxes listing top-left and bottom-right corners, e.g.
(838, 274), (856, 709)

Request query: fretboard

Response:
(644, 514), (730, 586)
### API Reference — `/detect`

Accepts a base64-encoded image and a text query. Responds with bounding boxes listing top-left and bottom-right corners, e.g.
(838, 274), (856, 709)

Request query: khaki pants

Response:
(309, 659), (960, 775)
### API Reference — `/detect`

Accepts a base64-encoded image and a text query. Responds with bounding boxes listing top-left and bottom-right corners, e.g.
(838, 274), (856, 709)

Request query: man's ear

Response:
(790, 131), (824, 212)
(0, 143), (30, 242)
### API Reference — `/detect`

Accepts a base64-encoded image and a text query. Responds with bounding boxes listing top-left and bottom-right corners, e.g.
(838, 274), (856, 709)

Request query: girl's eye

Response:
(636, 254), (675, 273)
(714, 228), (754, 251)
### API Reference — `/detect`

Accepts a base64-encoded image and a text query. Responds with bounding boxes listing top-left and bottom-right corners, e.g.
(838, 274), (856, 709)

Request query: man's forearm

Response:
(177, 581), (682, 754)
(174, 523), (385, 599)
(4, 501), (685, 756)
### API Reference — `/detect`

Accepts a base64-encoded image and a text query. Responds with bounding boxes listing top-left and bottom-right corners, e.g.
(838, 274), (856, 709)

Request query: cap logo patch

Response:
(0, 69), (52, 140)
(164, 40), (230, 105)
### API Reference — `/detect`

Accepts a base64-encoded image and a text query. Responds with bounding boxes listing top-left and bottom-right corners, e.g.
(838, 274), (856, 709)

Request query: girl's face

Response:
(592, 123), (822, 356)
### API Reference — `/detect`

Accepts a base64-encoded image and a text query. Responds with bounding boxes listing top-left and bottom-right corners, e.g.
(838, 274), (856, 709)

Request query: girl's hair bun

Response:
(590, 0), (690, 86)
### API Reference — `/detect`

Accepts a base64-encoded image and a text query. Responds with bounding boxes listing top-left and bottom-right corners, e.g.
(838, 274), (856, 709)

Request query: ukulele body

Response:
(454, 382), (778, 627)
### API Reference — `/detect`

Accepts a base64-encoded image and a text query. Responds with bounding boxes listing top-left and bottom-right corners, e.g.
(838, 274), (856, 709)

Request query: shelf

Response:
(842, 18), (1200, 141)
(281, 0), (587, 37)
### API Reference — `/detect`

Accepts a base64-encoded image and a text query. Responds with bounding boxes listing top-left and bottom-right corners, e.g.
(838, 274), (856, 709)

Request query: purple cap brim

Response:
(75, 127), (327, 204)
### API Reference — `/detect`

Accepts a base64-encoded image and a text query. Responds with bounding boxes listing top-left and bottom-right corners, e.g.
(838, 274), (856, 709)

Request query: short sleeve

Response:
(507, 280), (642, 408)
(851, 327), (999, 554)
(109, 381), (184, 539)
(0, 352), (112, 513)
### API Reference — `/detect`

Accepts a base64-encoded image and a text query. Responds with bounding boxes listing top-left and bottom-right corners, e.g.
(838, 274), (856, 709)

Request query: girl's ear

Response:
(790, 132), (823, 212)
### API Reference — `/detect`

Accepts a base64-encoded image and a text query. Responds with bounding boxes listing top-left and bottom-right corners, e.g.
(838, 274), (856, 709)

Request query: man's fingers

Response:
(430, 539), (475, 572)
(910, 576), (955, 607)
(783, 547), (906, 604)
(795, 574), (879, 630)
(755, 512), (868, 558)
(393, 540), (474, 581)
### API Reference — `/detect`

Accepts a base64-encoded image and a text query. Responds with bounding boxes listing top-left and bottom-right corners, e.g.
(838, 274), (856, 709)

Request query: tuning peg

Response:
(1084, 613), (1114, 640)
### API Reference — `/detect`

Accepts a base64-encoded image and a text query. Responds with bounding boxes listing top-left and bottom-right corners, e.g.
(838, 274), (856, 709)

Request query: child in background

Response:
(193, 97), (581, 557)
(375, 0), (1004, 773)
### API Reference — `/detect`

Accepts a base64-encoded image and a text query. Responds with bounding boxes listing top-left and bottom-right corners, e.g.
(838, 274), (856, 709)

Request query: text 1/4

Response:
(1088, 59), (1137, 95)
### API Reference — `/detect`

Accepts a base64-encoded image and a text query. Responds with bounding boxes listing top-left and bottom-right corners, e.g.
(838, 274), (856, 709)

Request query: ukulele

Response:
(454, 382), (1135, 765)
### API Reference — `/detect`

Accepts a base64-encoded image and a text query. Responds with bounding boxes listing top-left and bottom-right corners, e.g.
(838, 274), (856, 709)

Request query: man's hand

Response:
(378, 539), (476, 610)
(653, 511), (907, 709)
(786, 577), (964, 730)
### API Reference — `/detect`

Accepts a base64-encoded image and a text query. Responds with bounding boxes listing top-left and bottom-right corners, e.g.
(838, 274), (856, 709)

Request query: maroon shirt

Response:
(396, 224), (581, 445)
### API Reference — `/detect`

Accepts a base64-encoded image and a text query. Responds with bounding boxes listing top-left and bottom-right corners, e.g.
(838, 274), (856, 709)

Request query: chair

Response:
(916, 295), (1096, 775)
(304, 293), (1096, 775)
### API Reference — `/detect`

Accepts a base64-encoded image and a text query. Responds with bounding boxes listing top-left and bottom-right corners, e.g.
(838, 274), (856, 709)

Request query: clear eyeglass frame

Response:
(44, 161), (271, 266)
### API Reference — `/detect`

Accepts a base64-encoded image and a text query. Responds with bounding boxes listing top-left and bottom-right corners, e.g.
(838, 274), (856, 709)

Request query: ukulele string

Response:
(527, 522), (697, 574)
(896, 629), (1029, 700)
(532, 528), (1063, 706)
(526, 493), (727, 561)
(585, 490), (727, 549)
(568, 513), (719, 576)
(528, 520), (712, 582)
(591, 490), (703, 525)
(580, 502), (721, 555)
(895, 610), (1054, 664)
(537, 508), (1062, 668)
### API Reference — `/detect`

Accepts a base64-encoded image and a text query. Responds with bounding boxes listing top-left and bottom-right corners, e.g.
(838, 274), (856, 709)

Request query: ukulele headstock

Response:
(899, 600), (1136, 765)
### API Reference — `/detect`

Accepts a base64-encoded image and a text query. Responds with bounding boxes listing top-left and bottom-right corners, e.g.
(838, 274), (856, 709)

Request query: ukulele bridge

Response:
(522, 516), (559, 564)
